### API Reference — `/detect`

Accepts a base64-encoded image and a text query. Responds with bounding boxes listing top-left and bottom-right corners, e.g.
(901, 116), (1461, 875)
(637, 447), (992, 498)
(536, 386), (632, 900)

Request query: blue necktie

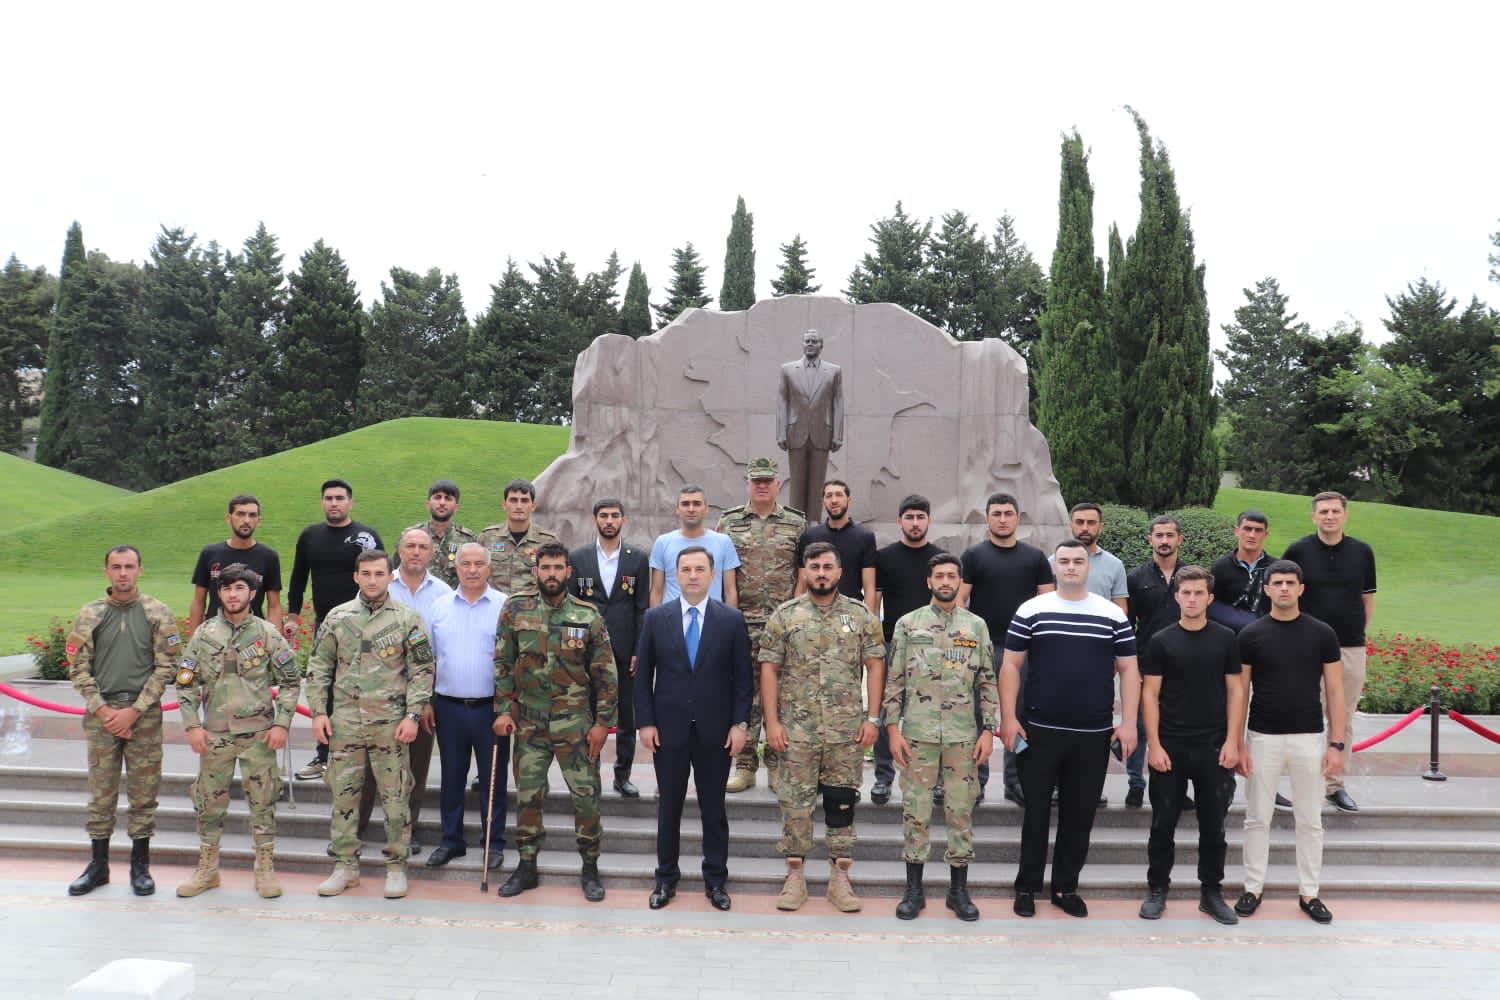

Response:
(686, 606), (700, 670)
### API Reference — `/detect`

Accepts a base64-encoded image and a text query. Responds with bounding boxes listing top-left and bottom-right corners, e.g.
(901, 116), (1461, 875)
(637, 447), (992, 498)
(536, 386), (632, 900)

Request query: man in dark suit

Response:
(777, 329), (844, 519)
(635, 545), (753, 911)
(569, 499), (651, 797)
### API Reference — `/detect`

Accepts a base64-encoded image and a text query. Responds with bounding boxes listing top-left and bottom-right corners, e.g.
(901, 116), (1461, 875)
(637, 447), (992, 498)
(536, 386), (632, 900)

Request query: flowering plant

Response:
(1362, 632), (1500, 714)
(27, 619), (71, 680)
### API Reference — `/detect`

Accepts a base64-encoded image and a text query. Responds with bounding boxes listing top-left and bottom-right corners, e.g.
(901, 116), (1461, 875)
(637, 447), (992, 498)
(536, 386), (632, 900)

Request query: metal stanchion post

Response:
(284, 740), (298, 807)
(1422, 683), (1447, 782)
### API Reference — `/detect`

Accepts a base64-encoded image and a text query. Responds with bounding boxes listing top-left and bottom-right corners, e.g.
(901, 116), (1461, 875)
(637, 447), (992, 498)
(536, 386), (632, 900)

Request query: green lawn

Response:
(0, 451), (130, 525)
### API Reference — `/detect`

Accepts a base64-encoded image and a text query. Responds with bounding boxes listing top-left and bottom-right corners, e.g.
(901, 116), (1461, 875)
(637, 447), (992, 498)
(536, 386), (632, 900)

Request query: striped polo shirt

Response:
(1005, 591), (1137, 732)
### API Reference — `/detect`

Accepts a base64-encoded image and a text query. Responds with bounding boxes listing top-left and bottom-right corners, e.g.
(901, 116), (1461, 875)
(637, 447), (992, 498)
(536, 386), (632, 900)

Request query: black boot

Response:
(946, 865), (979, 921)
(895, 862), (925, 920)
(580, 860), (605, 902)
(129, 837), (155, 896)
(498, 857), (538, 897)
(68, 839), (111, 896)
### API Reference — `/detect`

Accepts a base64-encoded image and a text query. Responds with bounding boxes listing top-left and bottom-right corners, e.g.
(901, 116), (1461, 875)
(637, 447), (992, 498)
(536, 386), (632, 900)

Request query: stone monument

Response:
(533, 295), (1070, 552)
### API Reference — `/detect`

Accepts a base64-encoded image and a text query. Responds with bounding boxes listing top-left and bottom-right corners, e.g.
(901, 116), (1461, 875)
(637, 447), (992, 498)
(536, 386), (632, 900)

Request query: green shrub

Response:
(27, 618), (71, 680)
(1098, 504), (1151, 565)
(1095, 505), (1233, 569)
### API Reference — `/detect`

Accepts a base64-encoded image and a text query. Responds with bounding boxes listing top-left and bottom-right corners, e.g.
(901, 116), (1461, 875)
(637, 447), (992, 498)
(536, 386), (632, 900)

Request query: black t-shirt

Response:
(1281, 534), (1376, 646)
(1238, 613), (1341, 735)
(798, 520), (878, 600)
(959, 539), (1054, 644)
(191, 541), (283, 620)
(1210, 551), (1277, 617)
(1144, 622), (1241, 744)
(288, 521), (384, 624)
(874, 541), (946, 643)
(1127, 561), (1180, 670)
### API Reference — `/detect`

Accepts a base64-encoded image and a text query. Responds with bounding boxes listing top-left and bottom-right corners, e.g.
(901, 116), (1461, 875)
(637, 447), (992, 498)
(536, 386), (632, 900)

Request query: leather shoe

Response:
(487, 851), (504, 871)
(1275, 792), (1293, 811)
(1050, 891), (1088, 918)
(1199, 892), (1239, 925)
(1012, 892), (1035, 918)
(1003, 783), (1025, 807)
(1138, 887), (1167, 920)
(614, 777), (640, 798)
(1326, 790), (1358, 812)
(1299, 896), (1333, 923)
(425, 846), (466, 868)
(870, 781), (891, 805)
(1234, 891), (1262, 916)
(648, 882), (676, 909)
(1125, 786), (1145, 809)
(705, 884), (732, 911)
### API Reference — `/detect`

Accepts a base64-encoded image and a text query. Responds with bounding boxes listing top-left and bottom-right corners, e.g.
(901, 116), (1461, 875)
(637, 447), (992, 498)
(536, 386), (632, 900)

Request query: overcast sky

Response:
(5, 2), (1496, 359)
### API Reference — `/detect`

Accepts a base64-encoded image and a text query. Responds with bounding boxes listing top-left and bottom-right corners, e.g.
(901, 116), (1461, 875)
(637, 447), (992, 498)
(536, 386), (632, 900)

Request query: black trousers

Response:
(1014, 725), (1110, 895)
(653, 721), (732, 888)
(614, 653), (636, 781)
(1147, 737), (1235, 891)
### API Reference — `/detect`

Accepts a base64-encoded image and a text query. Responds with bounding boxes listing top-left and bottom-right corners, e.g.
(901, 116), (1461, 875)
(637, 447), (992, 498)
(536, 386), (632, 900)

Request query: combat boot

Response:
(580, 860), (605, 902)
(827, 857), (861, 912)
(775, 857), (807, 911)
(384, 862), (408, 899)
(68, 838), (111, 896)
(499, 857), (539, 897)
(317, 865), (360, 897)
(946, 865), (979, 921)
(253, 843), (282, 899)
(725, 768), (757, 793)
(129, 837), (155, 896)
(175, 845), (221, 898)
(895, 862), (925, 920)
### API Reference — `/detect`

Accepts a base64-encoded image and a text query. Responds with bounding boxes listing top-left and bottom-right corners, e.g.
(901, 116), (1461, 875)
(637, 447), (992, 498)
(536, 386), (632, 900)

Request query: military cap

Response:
(745, 457), (779, 480)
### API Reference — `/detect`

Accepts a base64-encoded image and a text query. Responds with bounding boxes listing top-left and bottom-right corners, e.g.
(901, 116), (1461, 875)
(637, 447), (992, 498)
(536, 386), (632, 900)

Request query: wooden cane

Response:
(480, 740), (500, 893)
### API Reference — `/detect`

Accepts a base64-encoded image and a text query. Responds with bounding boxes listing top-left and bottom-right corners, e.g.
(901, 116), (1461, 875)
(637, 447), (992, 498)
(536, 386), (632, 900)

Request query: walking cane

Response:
(480, 740), (500, 893)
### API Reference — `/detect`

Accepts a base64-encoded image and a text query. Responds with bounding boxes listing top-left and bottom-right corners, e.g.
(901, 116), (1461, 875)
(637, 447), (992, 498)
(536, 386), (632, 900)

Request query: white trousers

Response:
(1243, 730), (1325, 897)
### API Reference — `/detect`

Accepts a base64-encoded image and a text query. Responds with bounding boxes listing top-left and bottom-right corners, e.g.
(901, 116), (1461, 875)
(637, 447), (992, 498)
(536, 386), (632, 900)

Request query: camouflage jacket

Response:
(717, 503), (805, 623)
(883, 603), (998, 743)
(494, 592), (617, 735)
(305, 595), (434, 727)
(477, 522), (558, 597)
(411, 519), (479, 588)
(177, 614), (301, 734)
(758, 593), (884, 743)
(67, 592), (180, 715)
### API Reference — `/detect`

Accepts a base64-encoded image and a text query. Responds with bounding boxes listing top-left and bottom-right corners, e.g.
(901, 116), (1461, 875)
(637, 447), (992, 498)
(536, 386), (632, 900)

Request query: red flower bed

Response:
(1364, 632), (1500, 714)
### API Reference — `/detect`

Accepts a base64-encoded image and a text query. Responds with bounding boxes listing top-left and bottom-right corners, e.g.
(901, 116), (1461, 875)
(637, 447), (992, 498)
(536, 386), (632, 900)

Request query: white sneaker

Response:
(317, 866), (360, 897)
(384, 865), (408, 899)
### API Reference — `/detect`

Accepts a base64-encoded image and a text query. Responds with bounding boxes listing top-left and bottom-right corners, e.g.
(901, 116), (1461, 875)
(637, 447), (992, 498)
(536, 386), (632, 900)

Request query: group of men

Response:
(62, 462), (1374, 924)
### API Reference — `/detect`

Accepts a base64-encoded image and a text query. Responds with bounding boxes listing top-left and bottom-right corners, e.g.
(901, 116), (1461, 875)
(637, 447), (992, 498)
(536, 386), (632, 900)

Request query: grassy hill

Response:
(0, 418), (568, 652)
(0, 452), (130, 525)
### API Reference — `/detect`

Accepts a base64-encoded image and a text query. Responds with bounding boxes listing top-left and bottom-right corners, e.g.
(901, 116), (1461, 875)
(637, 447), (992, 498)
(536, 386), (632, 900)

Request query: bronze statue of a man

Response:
(776, 329), (844, 517)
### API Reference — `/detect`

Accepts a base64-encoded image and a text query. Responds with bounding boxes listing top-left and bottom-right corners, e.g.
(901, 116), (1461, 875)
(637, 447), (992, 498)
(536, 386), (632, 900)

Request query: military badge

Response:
(621, 575), (635, 594)
(581, 577), (595, 597)
(175, 659), (197, 687)
(839, 614), (854, 634)
(492, 542), (508, 553)
(165, 633), (181, 647)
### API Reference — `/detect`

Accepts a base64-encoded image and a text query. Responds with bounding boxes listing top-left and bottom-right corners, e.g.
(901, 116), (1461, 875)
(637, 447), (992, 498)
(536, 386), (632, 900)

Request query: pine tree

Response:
(620, 262), (653, 337)
(1035, 132), (1124, 503)
(0, 255), (56, 454)
(986, 213), (1046, 360)
(271, 240), (364, 450)
(210, 223), (285, 467)
(845, 201), (937, 323)
(771, 235), (820, 296)
(1112, 110), (1220, 508)
(358, 266), (469, 425)
(719, 196), (756, 311)
(927, 210), (992, 339)
(582, 249), (624, 340)
(467, 260), (535, 421)
(657, 243), (711, 329)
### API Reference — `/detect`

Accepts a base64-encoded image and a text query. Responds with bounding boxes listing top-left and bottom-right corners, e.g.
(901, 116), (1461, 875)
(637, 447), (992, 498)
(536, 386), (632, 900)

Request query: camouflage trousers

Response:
(775, 738), (862, 859)
(192, 731), (282, 848)
(735, 621), (775, 774)
(326, 728), (411, 866)
(900, 739), (978, 866)
(83, 703), (163, 840)
(514, 723), (601, 862)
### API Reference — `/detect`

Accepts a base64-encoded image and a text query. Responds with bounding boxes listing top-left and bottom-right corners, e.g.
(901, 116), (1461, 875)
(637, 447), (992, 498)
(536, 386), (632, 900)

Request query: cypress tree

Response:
(358, 266), (469, 425)
(35, 223), (87, 468)
(271, 240), (364, 450)
(719, 196), (756, 311)
(1035, 132), (1124, 503)
(620, 262), (653, 337)
(0, 255), (56, 454)
(657, 243), (711, 329)
(771, 235), (820, 296)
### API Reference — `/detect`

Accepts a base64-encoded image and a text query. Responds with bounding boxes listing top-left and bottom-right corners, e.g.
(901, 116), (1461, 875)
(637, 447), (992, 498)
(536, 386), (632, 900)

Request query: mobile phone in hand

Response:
(1110, 738), (1124, 762)
(1013, 734), (1029, 754)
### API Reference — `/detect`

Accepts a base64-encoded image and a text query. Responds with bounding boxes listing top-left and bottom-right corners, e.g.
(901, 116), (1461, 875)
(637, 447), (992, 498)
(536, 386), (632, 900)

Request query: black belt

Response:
(433, 692), (493, 708)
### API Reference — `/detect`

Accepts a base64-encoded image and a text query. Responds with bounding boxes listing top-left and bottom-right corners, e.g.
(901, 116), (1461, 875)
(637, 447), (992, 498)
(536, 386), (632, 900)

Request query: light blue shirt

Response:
(681, 596), (710, 637)
(389, 572), (452, 629)
(428, 586), (506, 699)
(649, 529), (741, 603)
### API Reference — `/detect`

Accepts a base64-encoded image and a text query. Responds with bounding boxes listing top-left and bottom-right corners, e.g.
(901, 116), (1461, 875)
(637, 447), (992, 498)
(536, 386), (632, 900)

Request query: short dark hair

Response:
(1054, 538), (1089, 557)
(1171, 564), (1213, 593)
(898, 494), (930, 516)
(104, 544), (142, 566)
(1148, 514), (1182, 534)
(534, 541), (570, 565)
(927, 552), (961, 574)
(226, 493), (260, 514)
(679, 483), (705, 498)
(355, 548), (388, 567)
(1265, 559), (1303, 583)
(676, 544), (715, 570)
(428, 479), (460, 500)
(321, 478), (353, 498)
(801, 540), (841, 566)
(504, 478), (536, 500)
(216, 562), (262, 592)
(822, 479), (850, 496)
(986, 492), (1020, 513)
(1235, 509), (1269, 528)
(593, 498), (625, 516)
(1312, 490), (1347, 510)
(1069, 502), (1102, 518)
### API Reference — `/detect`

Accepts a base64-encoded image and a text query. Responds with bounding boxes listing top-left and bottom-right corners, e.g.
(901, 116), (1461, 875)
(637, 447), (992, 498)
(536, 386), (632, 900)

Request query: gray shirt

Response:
(1052, 547), (1128, 601)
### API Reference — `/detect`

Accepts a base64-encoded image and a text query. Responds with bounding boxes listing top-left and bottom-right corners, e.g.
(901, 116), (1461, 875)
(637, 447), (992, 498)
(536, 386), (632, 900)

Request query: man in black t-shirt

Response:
(869, 494), (945, 803)
(1138, 565), (1243, 925)
(186, 493), (283, 635)
(795, 479), (877, 611)
(1209, 509), (1276, 630)
(959, 492), (1054, 805)
(1125, 515), (1184, 808)
(1234, 560), (1345, 925)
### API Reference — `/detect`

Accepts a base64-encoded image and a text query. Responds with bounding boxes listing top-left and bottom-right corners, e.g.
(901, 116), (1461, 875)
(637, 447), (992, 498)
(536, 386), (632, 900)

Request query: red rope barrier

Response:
(1447, 710), (1500, 746)
(1351, 705), (1425, 752)
(0, 681), (311, 718)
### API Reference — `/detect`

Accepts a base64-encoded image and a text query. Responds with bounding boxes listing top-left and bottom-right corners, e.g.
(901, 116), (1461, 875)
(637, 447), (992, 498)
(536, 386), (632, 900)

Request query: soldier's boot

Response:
(253, 843), (282, 899)
(895, 862), (926, 920)
(317, 865), (360, 897)
(946, 865), (979, 922)
(175, 845), (221, 898)
(826, 857), (861, 912)
(725, 768), (757, 794)
(68, 838), (111, 896)
(775, 857), (807, 911)
(580, 860), (605, 902)
(499, 857), (539, 898)
(384, 862), (408, 899)
(129, 837), (156, 896)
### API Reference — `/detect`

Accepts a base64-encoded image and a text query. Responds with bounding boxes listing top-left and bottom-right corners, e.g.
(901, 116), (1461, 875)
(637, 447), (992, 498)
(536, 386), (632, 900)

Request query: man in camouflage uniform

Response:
(175, 564), (302, 899)
(718, 457), (804, 793)
(760, 541), (885, 913)
(306, 549), (434, 899)
(411, 479), (478, 588)
(479, 478), (558, 597)
(883, 552), (998, 921)
(494, 542), (618, 902)
(66, 545), (180, 897)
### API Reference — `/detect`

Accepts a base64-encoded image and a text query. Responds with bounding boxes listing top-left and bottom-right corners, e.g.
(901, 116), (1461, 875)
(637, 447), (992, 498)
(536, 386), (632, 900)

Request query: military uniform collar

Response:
(927, 601), (959, 621)
(104, 589), (142, 610)
(359, 594), (389, 613)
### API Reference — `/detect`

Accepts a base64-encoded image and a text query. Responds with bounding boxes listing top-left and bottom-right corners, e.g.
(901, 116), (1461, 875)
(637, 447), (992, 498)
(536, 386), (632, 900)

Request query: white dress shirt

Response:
(597, 541), (621, 597)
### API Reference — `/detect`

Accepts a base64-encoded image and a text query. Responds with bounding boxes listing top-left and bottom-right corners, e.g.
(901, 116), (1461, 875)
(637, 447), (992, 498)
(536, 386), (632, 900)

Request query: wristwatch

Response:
(406, 712), (421, 724)
(1328, 741), (1346, 750)
(865, 716), (880, 726)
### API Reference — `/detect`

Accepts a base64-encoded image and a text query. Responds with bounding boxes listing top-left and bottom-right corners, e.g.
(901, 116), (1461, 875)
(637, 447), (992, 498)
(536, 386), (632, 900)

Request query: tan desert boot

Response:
(317, 865), (360, 896)
(827, 857), (861, 912)
(175, 845), (221, 898)
(776, 857), (808, 910)
(726, 768), (757, 793)
(253, 843), (282, 899)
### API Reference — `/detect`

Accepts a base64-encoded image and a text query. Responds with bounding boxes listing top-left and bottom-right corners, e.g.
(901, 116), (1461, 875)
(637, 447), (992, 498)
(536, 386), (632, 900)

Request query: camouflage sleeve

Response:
(67, 608), (103, 714)
(266, 630), (301, 729)
(757, 608), (786, 666)
(493, 603), (517, 717)
(403, 617), (434, 714)
(588, 614), (618, 729)
(882, 619), (909, 723)
(977, 623), (999, 731)
(135, 601), (182, 713)
(305, 619), (338, 718)
(860, 607), (885, 661)
(176, 632), (210, 730)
